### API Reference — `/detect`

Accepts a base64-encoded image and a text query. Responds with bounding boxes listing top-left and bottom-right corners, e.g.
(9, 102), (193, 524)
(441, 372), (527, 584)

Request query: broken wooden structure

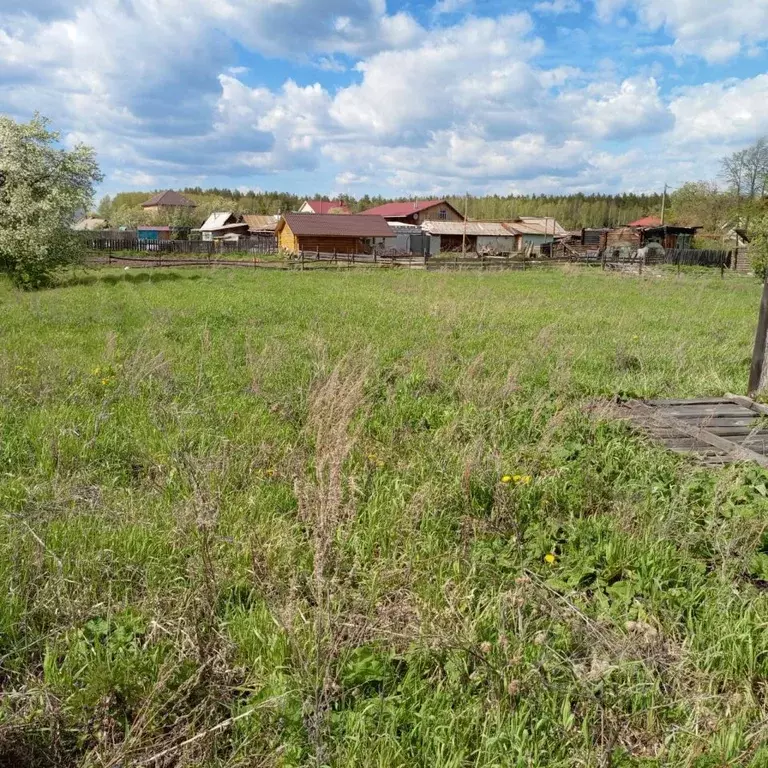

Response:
(622, 395), (768, 468)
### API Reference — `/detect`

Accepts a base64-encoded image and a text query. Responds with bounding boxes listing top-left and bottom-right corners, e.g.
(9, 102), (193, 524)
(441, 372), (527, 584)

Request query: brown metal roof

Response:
(281, 213), (393, 238)
(141, 190), (197, 208)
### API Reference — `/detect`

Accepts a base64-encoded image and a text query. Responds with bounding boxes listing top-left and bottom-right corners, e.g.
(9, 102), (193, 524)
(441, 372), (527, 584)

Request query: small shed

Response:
(276, 213), (393, 255)
(386, 223), (428, 254)
(504, 218), (567, 250)
(605, 225), (700, 250)
(137, 226), (171, 241)
(199, 212), (250, 241)
(421, 221), (518, 254)
(242, 214), (280, 234)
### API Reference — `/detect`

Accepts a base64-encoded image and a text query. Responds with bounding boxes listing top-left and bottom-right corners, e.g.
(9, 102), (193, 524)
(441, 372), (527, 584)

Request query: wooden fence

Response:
(84, 235), (278, 255)
(85, 243), (755, 277)
(87, 250), (427, 271)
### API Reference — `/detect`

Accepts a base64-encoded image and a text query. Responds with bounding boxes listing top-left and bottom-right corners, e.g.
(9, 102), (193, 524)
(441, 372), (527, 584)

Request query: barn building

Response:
(277, 213), (393, 255)
(198, 212), (250, 241)
(421, 221), (518, 254)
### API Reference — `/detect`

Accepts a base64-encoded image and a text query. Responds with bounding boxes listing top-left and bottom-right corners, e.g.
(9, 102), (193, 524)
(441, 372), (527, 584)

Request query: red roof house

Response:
(628, 216), (662, 228)
(298, 199), (350, 214)
(361, 199), (464, 224)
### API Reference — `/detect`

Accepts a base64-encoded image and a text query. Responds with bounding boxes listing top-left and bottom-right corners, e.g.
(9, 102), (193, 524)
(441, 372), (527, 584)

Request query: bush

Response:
(750, 216), (768, 280)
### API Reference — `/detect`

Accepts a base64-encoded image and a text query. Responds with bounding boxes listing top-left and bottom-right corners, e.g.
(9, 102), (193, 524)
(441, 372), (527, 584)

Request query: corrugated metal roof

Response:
(281, 213), (393, 238)
(200, 212), (237, 231)
(506, 218), (567, 236)
(141, 190), (197, 208)
(421, 221), (514, 237)
(242, 214), (280, 231)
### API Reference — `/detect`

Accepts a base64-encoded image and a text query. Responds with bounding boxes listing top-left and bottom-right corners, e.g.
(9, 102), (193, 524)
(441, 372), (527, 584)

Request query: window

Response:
(438, 209), (448, 220)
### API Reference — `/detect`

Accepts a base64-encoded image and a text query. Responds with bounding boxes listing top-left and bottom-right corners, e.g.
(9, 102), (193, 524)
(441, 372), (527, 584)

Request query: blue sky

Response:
(2, 0), (768, 199)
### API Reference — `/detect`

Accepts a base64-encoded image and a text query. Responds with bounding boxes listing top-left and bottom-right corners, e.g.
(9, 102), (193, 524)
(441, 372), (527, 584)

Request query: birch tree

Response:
(0, 114), (102, 288)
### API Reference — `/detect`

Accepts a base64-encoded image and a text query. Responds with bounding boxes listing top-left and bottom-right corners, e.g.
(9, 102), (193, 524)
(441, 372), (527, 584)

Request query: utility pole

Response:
(462, 193), (469, 257)
(661, 183), (668, 225)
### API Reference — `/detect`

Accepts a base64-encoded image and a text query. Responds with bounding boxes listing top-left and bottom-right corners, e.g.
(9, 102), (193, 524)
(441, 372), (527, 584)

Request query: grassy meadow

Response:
(2, 266), (768, 766)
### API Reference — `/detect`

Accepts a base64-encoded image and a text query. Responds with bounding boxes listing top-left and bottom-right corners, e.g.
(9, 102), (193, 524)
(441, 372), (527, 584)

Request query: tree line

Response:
(93, 136), (768, 236)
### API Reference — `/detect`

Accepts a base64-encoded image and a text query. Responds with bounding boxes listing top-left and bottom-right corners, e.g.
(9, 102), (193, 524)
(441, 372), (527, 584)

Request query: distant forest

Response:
(99, 189), (665, 231)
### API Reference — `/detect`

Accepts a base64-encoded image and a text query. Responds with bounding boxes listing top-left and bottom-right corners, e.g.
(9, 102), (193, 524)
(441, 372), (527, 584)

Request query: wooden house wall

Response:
(418, 204), (464, 223)
(278, 223), (299, 253)
(297, 236), (366, 254)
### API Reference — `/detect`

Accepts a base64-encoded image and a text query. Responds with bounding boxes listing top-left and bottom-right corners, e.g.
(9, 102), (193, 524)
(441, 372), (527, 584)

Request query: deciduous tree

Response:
(0, 114), (102, 288)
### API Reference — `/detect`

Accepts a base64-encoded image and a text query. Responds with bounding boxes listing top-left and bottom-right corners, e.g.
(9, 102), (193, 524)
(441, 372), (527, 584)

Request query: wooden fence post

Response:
(749, 274), (768, 396)
(316, 247), (320, 261)
(333, 248), (337, 264)
(721, 251), (725, 279)
(600, 248), (606, 271)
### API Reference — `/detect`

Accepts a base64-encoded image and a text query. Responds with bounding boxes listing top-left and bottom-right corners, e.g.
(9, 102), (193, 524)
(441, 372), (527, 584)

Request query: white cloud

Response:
(595, 0), (768, 62)
(2, 0), (765, 198)
(432, 0), (472, 14)
(534, 0), (581, 15)
(330, 14), (545, 142)
(564, 77), (673, 140)
(670, 74), (768, 144)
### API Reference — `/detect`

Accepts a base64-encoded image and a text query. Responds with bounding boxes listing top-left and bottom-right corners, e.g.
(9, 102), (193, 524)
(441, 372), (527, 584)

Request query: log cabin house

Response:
(277, 213), (393, 255)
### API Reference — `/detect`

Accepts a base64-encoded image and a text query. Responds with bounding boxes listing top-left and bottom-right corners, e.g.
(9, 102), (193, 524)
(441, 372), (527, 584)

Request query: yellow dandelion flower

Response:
(517, 475), (532, 486)
(265, 468), (275, 478)
(544, 553), (556, 565)
(101, 378), (110, 386)
(501, 475), (513, 484)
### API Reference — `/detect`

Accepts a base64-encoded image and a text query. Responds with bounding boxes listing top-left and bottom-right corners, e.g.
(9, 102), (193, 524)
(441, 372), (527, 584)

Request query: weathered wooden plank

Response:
(647, 398), (735, 406)
(662, 407), (755, 419)
(683, 417), (764, 428)
(661, 438), (728, 452)
(705, 427), (768, 437)
(725, 394), (768, 417)
(628, 401), (768, 468)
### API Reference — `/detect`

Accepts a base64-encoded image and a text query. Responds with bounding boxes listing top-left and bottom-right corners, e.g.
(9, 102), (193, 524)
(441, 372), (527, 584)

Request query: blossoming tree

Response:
(0, 114), (102, 288)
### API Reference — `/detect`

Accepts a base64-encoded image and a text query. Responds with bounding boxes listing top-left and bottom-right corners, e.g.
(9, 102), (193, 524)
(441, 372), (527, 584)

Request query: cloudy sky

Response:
(1, 0), (767, 198)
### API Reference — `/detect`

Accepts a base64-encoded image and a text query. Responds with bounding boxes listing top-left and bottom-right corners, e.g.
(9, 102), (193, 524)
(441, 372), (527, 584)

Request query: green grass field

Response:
(2, 267), (768, 767)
